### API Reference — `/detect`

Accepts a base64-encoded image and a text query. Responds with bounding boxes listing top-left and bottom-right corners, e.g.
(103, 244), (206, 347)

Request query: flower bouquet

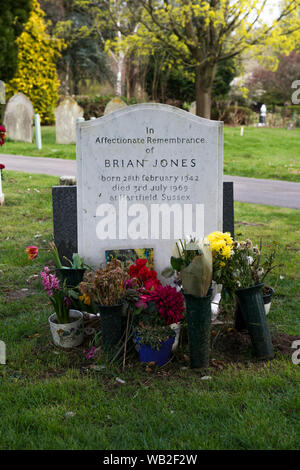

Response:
(79, 259), (128, 349)
(207, 235), (277, 360)
(163, 238), (213, 368)
(41, 267), (83, 348)
(125, 258), (185, 366)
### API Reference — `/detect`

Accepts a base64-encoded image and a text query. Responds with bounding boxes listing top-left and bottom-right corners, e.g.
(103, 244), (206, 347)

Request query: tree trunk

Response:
(195, 65), (216, 119)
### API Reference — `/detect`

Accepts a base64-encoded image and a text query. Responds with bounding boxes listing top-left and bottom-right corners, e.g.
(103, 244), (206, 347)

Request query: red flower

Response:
(146, 285), (185, 325)
(144, 278), (162, 291)
(129, 264), (138, 277)
(138, 266), (151, 281)
(128, 258), (157, 280)
(26, 245), (38, 260)
(0, 125), (6, 147)
(0, 164), (5, 170)
(135, 258), (147, 269)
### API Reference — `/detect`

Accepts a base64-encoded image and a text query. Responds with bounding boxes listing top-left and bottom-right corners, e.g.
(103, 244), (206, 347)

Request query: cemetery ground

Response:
(2, 126), (300, 183)
(0, 171), (299, 450)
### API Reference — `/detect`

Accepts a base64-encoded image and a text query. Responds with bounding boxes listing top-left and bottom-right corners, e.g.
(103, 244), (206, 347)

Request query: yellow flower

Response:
(220, 261), (225, 267)
(79, 294), (91, 306)
(207, 231), (233, 259)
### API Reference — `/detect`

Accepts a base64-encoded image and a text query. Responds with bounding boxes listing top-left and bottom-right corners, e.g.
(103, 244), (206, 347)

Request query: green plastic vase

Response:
(235, 283), (274, 360)
(184, 292), (212, 368)
(97, 303), (123, 350)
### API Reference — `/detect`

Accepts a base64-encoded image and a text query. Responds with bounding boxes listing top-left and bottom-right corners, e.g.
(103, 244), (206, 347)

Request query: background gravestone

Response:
(104, 97), (128, 115)
(189, 101), (196, 115)
(55, 97), (83, 144)
(0, 81), (5, 105)
(76, 103), (223, 278)
(0, 81), (5, 123)
(3, 92), (34, 142)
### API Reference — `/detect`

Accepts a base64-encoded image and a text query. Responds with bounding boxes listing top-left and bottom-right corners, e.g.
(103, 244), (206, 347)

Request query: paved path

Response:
(1, 153), (300, 210)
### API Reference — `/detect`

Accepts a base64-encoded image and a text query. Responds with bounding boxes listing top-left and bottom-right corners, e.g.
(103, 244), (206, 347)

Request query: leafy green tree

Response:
(145, 54), (236, 105)
(6, 0), (62, 123)
(124, 0), (300, 118)
(74, 0), (143, 96)
(246, 51), (300, 106)
(40, 0), (111, 95)
(0, 0), (32, 81)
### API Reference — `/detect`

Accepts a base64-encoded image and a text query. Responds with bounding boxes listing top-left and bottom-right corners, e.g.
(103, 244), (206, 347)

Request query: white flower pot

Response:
(48, 309), (84, 348)
(170, 322), (181, 351)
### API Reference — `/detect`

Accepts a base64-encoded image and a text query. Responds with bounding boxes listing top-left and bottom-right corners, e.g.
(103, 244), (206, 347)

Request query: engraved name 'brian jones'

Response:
(104, 158), (197, 168)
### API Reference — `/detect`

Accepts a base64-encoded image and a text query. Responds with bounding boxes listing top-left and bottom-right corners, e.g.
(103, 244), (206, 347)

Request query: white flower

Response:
(247, 256), (254, 265)
(172, 242), (182, 257)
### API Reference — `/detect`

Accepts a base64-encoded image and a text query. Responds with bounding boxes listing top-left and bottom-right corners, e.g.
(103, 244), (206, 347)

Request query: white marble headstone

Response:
(55, 97), (84, 144)
(76, 104), (223, 278)
(4, 92), (34, 142)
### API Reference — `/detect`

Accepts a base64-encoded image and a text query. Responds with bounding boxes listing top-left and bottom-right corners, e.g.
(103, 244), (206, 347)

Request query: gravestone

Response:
(76, 103), (223, 277)
(0, 81), (5, 104)
(4, 93), (34, 142)
(52, 185), (77, 264)
(52, 182), (234, 266)
(0, 340), (6, 365)
(189, 101), (196, 115)
(104, 97), (127, 115)
(55, 97), (83, 144)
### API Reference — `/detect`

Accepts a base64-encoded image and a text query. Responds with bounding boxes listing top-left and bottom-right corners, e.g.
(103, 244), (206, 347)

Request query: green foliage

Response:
(120, 0), (300, 117)
(76, 95), (114, 120)
(52, 7), (112, 94)
(0, 0), (32, 81)
(76, 95), (133, 120)
(63, 253), (89, 270)
(6, 0), (63, 124)
(145, 55), (237, 105)
(136, 325), (174, 351)
(223, 106), (254, 125)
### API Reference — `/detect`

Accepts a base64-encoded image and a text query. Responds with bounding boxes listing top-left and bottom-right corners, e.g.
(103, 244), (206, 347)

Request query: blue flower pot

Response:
(135, 333), (175, 366)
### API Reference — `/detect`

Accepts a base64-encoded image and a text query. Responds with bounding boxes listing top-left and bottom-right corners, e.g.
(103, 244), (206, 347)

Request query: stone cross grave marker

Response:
(55, 97), (84, 144)
(76, 104), (223, 278)
(4, 92), (34, 142)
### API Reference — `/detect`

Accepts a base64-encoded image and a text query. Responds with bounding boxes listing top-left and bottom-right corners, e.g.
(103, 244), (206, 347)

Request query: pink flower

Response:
(146, 285), (185, 325)
(83, 346), (97, 360)
(40, 269), (60, 296)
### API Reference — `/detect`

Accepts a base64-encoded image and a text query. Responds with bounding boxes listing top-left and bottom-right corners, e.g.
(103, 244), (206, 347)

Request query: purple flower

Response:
(83, 346), (97, 360)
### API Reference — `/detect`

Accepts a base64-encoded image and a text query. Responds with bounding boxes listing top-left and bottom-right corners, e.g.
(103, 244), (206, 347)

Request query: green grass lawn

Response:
(1, 126), (300, 182)
(2, 126), (75, 159)
(0, 171), (299, 450)
(224, 127), (300, 182)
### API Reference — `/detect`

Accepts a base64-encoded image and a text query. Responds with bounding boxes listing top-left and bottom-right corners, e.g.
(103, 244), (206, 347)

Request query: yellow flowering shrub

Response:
(6, 0), (63, 124)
